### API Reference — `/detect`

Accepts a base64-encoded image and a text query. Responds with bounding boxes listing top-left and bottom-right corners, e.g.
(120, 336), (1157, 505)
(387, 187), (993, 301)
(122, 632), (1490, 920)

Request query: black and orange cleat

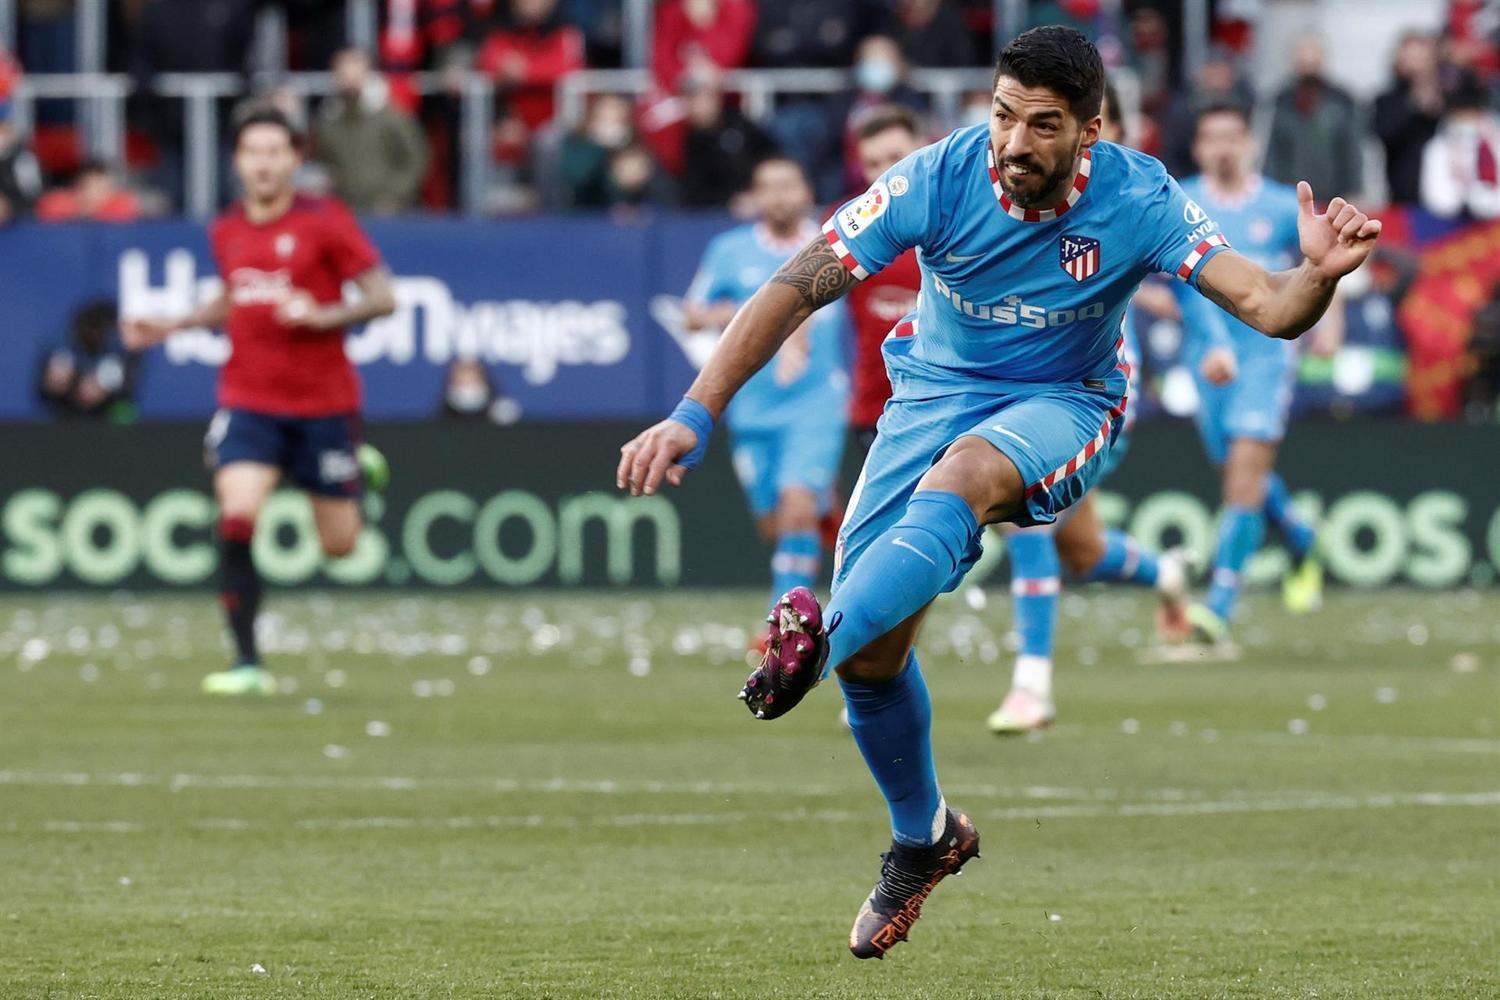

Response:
(848, 808), (981, 959)
(738, 587), (829, 720)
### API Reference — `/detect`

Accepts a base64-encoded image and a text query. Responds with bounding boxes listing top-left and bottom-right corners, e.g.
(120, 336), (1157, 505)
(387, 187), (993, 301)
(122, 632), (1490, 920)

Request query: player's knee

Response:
(319, 528), (360, 559)
(776, 489), (819, 533)
(922, 438), (1023, 524)
(1059, 533), (1104, 578)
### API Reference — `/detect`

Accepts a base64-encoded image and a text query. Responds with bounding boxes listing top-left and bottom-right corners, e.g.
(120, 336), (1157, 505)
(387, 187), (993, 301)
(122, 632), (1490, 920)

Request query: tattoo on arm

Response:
(769, 236), (860, 309)
(1197, 271), (1243, 321)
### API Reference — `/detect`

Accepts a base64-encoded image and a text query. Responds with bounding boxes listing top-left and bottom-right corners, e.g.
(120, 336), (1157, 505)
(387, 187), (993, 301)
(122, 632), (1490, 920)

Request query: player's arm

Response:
(689, 238), (856, 415)
(617, 236), (859, 496)
(120, 289), (230, 351)
(276, 266), (397, 330)
(1195, 182), (1380, 341)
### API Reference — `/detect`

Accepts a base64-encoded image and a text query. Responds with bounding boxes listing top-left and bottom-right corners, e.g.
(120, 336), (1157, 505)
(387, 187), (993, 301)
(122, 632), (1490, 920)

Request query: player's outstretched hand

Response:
(120, 317), (176, 351)
(1199, 346), (1237, 386)
(617, 420), (697, 497)
(1297, 182), (1381, 281)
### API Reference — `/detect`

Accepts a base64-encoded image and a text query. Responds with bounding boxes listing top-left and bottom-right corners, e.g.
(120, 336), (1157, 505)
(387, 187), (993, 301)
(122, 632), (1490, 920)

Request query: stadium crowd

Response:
(2, 0), (1498, 419)
(0, 1), (1495, 216)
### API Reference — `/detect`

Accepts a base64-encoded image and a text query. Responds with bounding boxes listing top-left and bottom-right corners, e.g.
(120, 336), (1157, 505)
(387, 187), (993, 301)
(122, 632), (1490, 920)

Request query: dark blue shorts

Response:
(204, 408), (363, 498)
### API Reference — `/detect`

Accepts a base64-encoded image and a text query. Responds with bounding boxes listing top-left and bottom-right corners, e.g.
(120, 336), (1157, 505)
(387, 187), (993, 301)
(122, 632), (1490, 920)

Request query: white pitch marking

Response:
(6, 791), (1497, 836)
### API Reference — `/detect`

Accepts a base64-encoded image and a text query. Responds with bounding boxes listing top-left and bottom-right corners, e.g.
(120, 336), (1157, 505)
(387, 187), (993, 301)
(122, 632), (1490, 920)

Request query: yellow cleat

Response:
(201, 666), (276, 697)
(1282, 550), (1324, 615)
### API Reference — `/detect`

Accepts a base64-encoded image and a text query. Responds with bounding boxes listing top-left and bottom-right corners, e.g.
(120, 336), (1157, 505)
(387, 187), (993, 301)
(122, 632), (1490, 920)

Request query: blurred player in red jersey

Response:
(846, 107), (924, 452)
(123, 107), (397, 697)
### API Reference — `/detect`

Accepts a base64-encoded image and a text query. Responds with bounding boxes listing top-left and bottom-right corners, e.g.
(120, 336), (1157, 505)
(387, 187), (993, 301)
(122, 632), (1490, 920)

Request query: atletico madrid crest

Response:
(1059, 234), (1101, 282)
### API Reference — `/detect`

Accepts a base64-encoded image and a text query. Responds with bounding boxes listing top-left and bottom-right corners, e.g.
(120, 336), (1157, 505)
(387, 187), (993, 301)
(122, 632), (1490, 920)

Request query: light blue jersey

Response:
(823, 128), (1230, 396)
(687, 220), (849, 433)
(825, 128), (1232, 582)
(1175, 175), (1301, 455)
(687, 219), (848, 518)
(1177, 175), (1300, 366)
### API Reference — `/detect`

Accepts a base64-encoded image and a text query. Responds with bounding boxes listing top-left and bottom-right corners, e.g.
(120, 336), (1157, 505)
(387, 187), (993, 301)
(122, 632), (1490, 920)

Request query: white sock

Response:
(1012, 654), (1053, 700)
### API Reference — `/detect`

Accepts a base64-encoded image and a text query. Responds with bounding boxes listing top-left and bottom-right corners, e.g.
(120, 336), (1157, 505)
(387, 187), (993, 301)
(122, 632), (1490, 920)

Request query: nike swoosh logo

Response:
(891, 537), (937, 566)
(945, 252), (983, 263)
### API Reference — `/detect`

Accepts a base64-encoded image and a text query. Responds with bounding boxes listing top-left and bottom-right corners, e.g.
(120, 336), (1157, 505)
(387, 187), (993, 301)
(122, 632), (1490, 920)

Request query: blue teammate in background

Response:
(683, 156), (849, 610)
(618, 27), (1380, 958)
(1178, 104), (1337, 650)
(987, 75), (1193, 736)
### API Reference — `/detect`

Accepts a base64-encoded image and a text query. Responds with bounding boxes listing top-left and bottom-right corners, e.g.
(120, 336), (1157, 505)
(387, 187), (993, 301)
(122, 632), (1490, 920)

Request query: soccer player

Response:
(618, 27), (1378, 957)
(683, 156), (848, 607)
(987, 76), (1192, 735)
(847, 106), (924, 453)
(122, 106), (396, 697)
(1178, 104), (1336, 649)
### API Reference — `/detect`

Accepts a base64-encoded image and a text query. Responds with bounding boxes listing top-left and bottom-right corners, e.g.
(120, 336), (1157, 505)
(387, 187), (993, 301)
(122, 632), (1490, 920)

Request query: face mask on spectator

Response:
(447, 384), (491, 413)
(856, 58), (899, 95)
(590, 120), (631, 149)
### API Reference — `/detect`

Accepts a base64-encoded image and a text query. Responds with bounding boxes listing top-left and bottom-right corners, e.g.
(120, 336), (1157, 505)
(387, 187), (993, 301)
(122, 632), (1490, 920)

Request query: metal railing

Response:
(12, 61), (1150, 220)
(13, 66), (1023, 220)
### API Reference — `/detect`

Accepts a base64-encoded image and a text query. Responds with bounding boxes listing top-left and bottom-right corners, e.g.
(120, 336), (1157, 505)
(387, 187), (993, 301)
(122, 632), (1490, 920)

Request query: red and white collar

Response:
(1201, 173), (1263, 210)
(754, 219), (818, 253)
(988, 146), (1093, 222)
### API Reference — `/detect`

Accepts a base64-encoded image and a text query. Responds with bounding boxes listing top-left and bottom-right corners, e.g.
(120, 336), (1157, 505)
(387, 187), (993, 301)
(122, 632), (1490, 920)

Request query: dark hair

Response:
(232, 105), (302, 150)
(751, 154), (809, 184)
(1100, 76), (1121, 132)
(1446, 72), (1491, 113)
(856, 105), (921, 142)
(1194, 101), (1252, 135)
(993, 25), (1105, 122)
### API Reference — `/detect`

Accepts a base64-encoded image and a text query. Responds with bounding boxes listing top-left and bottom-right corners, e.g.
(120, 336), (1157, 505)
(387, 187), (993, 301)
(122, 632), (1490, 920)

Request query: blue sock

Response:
(1263, 473), (1316, 560)
(839, 651), (944, 847)
(1084, 529), (1160, 586)
(1007, 531), (1059, 660)
(770, 529), (820, 606)
(1206, 506), (1266, 621)
(824, 490), (979, 674)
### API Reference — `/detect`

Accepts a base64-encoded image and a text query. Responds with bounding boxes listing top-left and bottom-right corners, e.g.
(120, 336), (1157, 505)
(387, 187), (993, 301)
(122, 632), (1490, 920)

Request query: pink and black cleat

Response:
(738, 587), (830, 720)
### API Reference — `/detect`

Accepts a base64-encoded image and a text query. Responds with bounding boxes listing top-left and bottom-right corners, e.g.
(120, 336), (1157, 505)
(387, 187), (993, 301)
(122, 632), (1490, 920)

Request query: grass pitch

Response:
(1, 588), (1497, 999)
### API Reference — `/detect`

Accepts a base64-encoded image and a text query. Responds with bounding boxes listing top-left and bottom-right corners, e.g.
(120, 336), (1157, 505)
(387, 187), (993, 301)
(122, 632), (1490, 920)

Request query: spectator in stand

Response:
(315, 48), (429, 215)
(35, 161), (143, 222)
(752, 0), (860, 69)
(829, 36), (929, 195)
(477, 0), (586, 162)
(681, 67), (778, 208)
(439, 358), (523, 424)
(36, 300), (138, 422)
(1126, 6), (1173, 114)
(1420, 73), (1500, 220)
(547, 91), (635, 209)
(882, 0), (976, 68)
(0, 104), (41, 224)
(1375, 31), (1446, 206)
(129, 0), (256, 209)
(1264, 37), (1364, 200)
(1158, 48), (1254, 178)
(651, 0), (755, 92)
(605, 143), (675, 215)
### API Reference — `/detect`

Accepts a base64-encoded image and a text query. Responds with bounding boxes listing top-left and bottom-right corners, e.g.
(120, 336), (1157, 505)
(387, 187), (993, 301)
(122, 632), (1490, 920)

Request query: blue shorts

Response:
(834, 380), (1124, 592)
(205, 408), (364, 498)
(1193, 351), (1295, 465)
(730, 419), (846, 518)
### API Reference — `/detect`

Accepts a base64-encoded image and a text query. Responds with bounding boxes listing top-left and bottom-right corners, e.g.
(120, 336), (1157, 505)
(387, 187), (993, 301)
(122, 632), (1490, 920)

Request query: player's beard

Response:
(994, 149), (1079, 209)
